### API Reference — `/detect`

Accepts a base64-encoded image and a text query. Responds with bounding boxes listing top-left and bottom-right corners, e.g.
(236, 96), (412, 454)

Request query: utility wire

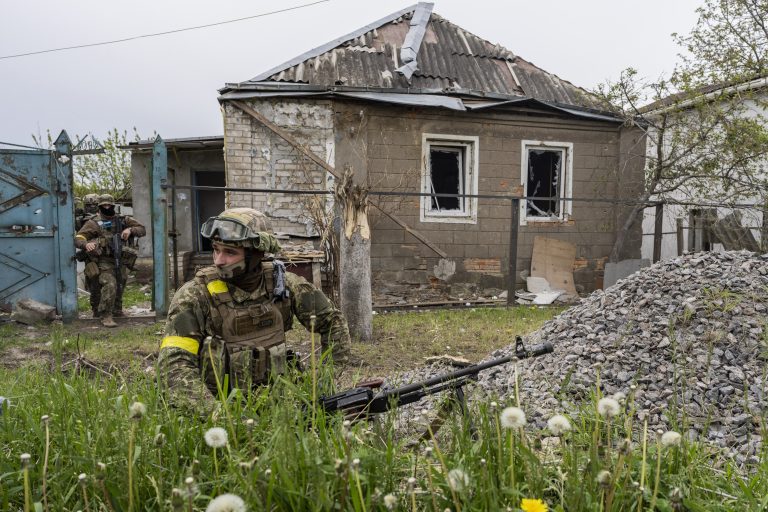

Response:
(0, 0), (330, 60)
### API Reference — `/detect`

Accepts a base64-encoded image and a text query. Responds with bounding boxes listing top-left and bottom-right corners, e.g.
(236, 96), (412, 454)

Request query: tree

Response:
(72, 128), (139, 202)
(32, 128), (140, 203)
(596, 0), (768, 261)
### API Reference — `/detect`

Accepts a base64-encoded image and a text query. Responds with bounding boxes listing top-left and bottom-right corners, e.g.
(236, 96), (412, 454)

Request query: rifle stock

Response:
(113, 216), (123, 298)
(319, 336), (553, 418)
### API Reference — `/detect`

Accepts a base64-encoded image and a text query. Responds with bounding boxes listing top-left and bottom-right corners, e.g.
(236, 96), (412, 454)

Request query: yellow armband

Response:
(160, 336), (200, 355)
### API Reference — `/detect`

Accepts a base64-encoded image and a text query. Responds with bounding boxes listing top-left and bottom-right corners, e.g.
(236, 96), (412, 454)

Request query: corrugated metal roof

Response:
(224, 6), (609, 111)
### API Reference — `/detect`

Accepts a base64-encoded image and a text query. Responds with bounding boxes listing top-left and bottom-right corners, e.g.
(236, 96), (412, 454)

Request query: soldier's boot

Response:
(112, 310), (125, 317)
(101, 315), (118, 328)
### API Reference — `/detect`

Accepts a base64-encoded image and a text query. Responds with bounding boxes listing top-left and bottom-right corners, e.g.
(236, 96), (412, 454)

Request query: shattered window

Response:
(421, 135), (478, 224)
(428, 146), (464, 212)
(522, 141), (572, 222)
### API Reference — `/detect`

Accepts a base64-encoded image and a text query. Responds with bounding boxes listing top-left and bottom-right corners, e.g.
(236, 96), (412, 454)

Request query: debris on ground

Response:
(10, 298), (56, 325)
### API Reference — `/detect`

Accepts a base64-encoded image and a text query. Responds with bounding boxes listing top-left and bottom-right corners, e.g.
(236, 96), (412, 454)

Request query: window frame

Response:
(420, 133), (479, 224)
(520, 140), (574, 225)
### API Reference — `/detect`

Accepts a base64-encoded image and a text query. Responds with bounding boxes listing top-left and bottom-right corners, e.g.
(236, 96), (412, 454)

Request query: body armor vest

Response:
(195, 262), (292, 389)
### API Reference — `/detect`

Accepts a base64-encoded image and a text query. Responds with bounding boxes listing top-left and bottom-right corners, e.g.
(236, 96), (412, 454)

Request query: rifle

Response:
(319, 337), (553, 433)
(112, 215), (124, 298)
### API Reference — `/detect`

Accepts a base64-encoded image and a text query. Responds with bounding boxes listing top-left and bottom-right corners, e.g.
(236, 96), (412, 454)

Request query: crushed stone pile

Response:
(384, 251), (768, 464)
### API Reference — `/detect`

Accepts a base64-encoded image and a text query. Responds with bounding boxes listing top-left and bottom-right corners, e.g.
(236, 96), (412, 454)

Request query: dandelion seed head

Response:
(20, 453), (31, 464)
(185, 476), (194, 486)
(128, 401), (147, 420)
(205, 493), (247, 512)
(41, 414), (50, 423)
(238, 462), (252, 471)
(619, 438), (633, 455)
(78, 473), (87, 482)
(597, 397), (620, 418)
(447, 468), (470, 492)
(546, 414), (571, 435)
(204, 427), (228, 448)
(264, 469), (272, 477)
(656, 429), (664, 437)
(154, 433), (166, 447)
(596, 470), (612, 487)
(383, 493), (397, 510)
(95, 462), (106, 480)
(612, 391), (626, 402)
(490, 401), (498, 410)
(660, 431), (682, 448)
(500, 406), (526, 429)
(480, 458), (487, 466)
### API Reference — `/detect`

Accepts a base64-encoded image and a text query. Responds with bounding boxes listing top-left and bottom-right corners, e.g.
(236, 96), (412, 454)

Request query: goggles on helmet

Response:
(200, 217), (251, 242)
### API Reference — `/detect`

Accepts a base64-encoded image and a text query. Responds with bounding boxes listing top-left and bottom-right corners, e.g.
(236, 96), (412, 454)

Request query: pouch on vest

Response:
(121, 246), (138, 270)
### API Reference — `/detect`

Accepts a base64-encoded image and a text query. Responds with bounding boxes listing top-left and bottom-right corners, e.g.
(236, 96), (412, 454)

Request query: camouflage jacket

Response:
(157, 265), (351, 416)
(74, 213), (146, 264)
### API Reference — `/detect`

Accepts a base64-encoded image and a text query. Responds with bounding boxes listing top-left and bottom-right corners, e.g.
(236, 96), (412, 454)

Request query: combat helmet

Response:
(84, 193), (100, 205)
(98, 194), (115, 206)
(200, 208), (273, 249)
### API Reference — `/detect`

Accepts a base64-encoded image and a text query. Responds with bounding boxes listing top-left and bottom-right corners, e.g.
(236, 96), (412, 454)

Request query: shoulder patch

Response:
(207, 280), (228, 295)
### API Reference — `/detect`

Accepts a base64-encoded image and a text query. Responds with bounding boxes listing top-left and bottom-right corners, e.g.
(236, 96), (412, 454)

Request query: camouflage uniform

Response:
(74, 195), (145, 321)
(156, 208), (351, 416)
(75, 194), (102, 313)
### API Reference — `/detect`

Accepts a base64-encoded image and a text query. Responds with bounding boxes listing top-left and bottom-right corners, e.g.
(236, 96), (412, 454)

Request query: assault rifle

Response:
(319, 337), (553, 431)
(112, 215), (124, 298)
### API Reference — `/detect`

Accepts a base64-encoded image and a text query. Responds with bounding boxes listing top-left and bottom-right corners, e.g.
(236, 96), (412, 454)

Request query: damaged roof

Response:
(220, 2), (615, 116)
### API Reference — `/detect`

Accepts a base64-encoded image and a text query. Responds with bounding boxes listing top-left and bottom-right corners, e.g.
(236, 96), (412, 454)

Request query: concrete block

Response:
(11, 298), (56, 324)
(603, 259), (650, 289)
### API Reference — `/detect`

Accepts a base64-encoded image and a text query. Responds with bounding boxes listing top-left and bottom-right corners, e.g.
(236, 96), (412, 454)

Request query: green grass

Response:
(77, 282), (150, 313)
(0, 307), (765, 511)
(0, 361), (764, 511)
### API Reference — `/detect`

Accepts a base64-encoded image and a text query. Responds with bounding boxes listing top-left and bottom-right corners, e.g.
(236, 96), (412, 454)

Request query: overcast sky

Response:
(0, 0), (702, 145)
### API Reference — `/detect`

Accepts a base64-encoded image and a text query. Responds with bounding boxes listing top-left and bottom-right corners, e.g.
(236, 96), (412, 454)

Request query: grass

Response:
(0, 306), (765, 511)
(77, 282), (150, 313)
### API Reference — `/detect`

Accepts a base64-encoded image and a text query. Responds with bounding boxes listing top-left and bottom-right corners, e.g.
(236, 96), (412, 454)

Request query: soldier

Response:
(75, 194), (146, 327)
(157, 208), (351, 415)
(75, 193), (103, 313)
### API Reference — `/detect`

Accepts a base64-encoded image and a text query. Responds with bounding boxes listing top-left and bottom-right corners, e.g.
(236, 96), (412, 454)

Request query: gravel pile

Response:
(385, 251), (768, 464)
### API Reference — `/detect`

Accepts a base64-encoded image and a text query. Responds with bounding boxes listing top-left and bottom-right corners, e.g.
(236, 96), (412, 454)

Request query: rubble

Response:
(11, 299), (56, 324)
(385, 251), (768, 465)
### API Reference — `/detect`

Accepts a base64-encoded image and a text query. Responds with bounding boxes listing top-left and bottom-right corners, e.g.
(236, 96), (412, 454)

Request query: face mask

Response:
(99, 206), (115, 216)
(216, 259), (247, 280)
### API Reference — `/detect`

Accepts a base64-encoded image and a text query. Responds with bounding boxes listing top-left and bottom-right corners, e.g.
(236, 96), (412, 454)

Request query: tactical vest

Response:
(194, 262), (292, 390)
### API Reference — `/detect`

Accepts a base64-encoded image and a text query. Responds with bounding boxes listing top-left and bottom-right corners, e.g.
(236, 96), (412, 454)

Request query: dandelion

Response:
(489, 401), (498, 410)
(128, 401), (146, 420)
(546, 414), (571, 435)
(424, 446), (433, 458)
(171, 488), (184, 511)
(21, 453), (32, 512)
(205, 493), (247, 512)
(520, 498), (548, 512)
(78, 473), (90, 512)
(383, 493), (397, 510)
(597, 397), (620, 418)
(205, 427), (229, 448)
(41, 414), (50, 423)
(406, 477), (417, 493)
(245, 418), (255, 432)
(613, 391), (626, 402)
(500, 406), (526, 429)
(154, 433), (166, 447)
(446, 468), (469, 492)
(619, 438), (633, 455)
(596, 470), (612, 488)
(660, 430), (681, 448)
(264, 469), (272, 477)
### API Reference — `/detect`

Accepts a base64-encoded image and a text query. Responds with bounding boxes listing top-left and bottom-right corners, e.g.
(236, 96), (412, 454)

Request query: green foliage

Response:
(31, 128), (142, 203)
(72, 128), (140, 202)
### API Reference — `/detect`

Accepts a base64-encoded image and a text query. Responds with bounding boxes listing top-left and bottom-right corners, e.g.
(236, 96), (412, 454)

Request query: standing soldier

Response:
(75, 193), (102, 313)
(157, 208), (352, 415)
(75, 194), (146, 327)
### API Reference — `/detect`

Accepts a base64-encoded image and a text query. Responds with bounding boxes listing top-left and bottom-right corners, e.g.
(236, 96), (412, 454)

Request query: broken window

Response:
(421, 134), (478, 223)
(521, 141), (573, 223)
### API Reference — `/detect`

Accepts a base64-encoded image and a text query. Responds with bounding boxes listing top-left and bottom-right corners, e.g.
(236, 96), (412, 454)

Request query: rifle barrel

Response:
(380, 341), (553, 399)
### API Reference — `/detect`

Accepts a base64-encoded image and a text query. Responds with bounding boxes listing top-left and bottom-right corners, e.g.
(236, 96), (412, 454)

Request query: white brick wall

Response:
(223, 99), (334, 236)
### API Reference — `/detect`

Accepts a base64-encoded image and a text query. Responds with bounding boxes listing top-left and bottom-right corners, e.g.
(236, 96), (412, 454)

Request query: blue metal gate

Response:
(0, 132), (78, 321)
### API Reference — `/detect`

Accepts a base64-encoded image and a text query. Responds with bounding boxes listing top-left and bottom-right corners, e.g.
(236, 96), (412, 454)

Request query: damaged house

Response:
(216, 2), (646, 294)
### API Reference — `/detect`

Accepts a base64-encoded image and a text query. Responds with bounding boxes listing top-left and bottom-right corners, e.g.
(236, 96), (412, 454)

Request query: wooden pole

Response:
(676, 217), (684, 256)
(507, 198), (520, 306)
(652, 202), (663, 263)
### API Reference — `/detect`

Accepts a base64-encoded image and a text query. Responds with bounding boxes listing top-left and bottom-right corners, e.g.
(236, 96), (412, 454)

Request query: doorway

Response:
(194, 171), (225, 252)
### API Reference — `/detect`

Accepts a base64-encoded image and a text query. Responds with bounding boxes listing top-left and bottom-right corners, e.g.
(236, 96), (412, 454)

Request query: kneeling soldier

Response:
(157, 208), (352, 415)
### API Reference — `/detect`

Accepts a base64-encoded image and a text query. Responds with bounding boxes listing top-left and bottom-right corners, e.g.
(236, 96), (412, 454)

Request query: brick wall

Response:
(222, 99), (334, 235)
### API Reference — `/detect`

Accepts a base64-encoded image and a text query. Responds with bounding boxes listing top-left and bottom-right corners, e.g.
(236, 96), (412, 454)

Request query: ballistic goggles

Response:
(200, 217), (253, 242)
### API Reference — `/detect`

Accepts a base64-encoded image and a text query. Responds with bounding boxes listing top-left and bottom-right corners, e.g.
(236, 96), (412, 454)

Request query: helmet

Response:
(98, 194), (115, 206)
(200, 208), (273, 249)
(84, 193), (99, 205)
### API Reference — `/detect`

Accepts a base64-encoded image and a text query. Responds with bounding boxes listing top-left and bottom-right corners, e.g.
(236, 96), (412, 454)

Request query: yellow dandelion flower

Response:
(521, 498), (548, 512)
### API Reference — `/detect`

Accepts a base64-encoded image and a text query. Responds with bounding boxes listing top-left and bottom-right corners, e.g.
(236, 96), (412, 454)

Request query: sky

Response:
(0, 0), (703, 145)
